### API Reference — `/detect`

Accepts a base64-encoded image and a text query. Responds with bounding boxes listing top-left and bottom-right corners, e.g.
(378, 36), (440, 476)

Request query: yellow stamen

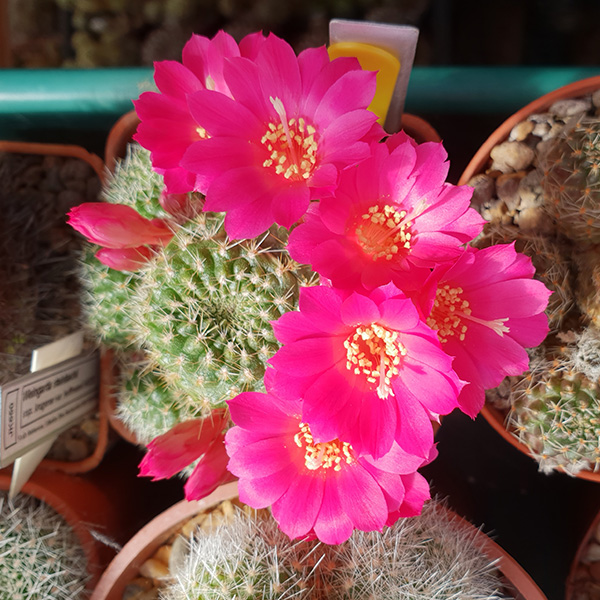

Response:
(355, 204), (414, 261)
(427, 284), (510, 343)
(293, 422), (354, 471)
(344, 323), (406, 399)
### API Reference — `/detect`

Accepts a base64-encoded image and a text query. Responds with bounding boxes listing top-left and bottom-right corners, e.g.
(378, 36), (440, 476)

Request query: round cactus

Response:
(0, 492), (89, 600)
(508, 345), (600, 476)
(540, 116), (600, 244)
(162, 501), (509, 600)
(131, 212), (307, 408)
(103, 143), (203, 221)
(79, 244), (141, 351)
(115, 358), (211, 444)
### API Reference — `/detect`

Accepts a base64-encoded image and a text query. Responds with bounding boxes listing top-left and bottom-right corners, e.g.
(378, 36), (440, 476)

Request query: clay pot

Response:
(91, 481), (545, 600)
(0, 140), (111, 474)
(457, 75), (600, 484)
(0, 466), (121, 589)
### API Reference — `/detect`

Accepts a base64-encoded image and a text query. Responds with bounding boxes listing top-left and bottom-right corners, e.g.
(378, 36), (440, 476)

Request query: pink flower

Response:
(95, 246), (152, 271)
(134, 30), (251, 193)
(287, 132), (484, 291)
(225, 374), (433, 544)
(268, 284), (463, 460)
(68, 203), (173, 248)
(410, 243), (551, 417)
(180, 33), (381, 239)
(139, 409), (235, 501)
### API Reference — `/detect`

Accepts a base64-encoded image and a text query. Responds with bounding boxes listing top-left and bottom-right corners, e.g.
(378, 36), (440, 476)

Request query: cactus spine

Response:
(0, 492), (89, 599)
(163, 502), (508, 600)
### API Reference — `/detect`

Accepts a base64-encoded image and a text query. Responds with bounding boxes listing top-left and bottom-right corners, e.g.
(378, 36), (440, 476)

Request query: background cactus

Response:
(540, 116), (600, 244)
(470, 97), (600, 477)
(0, 492), (89, 599)
(162, 501), (510, 600)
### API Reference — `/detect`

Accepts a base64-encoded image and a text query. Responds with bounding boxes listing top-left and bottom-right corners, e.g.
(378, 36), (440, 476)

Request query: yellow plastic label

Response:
(328, 42), (401, 124)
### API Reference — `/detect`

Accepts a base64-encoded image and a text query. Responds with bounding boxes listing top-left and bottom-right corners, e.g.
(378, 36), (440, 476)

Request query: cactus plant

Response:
(0, 491), (89, 599)
(540, 116), (600, 244)
(505, 331), (600, 476)
(79, 144), (313, 442)
(115, 359), (210, 444)
(162, 501), (509, 600)
(132, 211), (305, 408)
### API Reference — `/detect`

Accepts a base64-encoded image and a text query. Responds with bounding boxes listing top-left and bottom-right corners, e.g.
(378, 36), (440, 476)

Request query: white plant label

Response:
(0, 350), (99, 468)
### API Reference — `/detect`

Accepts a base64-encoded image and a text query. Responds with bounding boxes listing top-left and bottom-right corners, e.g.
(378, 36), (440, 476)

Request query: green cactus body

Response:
(104, 144), (202, 220)
(540, 116), (600, 244)
(133, 212), (304, 408)
(116, 359), (211, 444)
(162, 502), (508, 600)
(509, 355), (600, 476)
(79, 244), (140, 351)
(0, 492), (89, 600)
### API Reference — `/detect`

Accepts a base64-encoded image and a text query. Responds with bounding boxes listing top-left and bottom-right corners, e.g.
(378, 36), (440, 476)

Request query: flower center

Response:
(344, 323), (406, 399)
(427, 284), (510, 343)
(354, 204), (414, 261)
(294, 422), (353, 471)
(260, 97), (318, 181)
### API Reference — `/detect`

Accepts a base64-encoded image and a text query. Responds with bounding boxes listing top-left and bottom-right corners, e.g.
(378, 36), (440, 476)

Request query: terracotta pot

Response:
(458, 75), (600, 484)
(90, 481), (238, 600)
(0, 466), (120, 589)
(565, 509), (600, 600)
(0, 140), (111, 474)
(91, 481), (544, 600)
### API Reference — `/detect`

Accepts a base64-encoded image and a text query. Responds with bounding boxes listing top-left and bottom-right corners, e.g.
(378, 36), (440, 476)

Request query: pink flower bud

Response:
(67, 203), (173, 248)
(95, 246), (153, 271)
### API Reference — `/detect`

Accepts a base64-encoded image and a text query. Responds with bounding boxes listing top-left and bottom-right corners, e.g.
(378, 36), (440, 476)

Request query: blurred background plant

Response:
(4, 0), (600, 68)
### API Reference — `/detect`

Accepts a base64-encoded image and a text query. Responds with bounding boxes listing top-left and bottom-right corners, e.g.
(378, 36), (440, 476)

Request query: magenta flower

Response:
(134, 30), (249, 193)
(287, 132), (484, 291)
(410, 243), (551, 417)
(68, 203), (173, 248)
(139, 409), (236, 501)
(225, 375), (433, 544)
(95, 246), (152, 271)
(180, 33), (381, 239)
(268, 284), (463, 460)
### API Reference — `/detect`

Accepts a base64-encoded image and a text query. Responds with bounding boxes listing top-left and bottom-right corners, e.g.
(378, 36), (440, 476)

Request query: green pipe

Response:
(0, 66), (598, 138)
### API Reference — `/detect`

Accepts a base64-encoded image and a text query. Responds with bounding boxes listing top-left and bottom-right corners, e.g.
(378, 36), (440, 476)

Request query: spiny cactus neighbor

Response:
(506, 335), (600, 476)
(162, 501), (509, 600)
(132, 211), (308, 408)
(0, 492), (89, 600)
(540, 115), (600, 244)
